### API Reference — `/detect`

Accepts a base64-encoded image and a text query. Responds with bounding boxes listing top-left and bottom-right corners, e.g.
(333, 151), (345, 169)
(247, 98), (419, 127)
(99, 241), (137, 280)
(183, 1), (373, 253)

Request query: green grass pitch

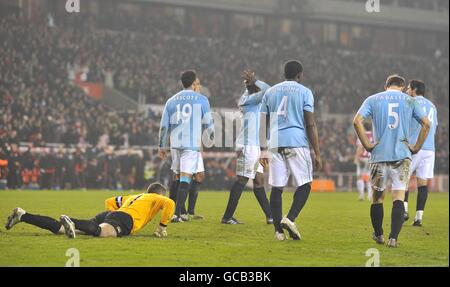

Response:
(0, 190), (448, 267)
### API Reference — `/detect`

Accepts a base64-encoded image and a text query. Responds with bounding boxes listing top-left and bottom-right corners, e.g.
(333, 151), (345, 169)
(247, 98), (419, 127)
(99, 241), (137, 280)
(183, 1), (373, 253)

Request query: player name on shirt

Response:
(173, 94), (200, 101)
(273, 86), (303, 92)
(372, 94), (410, 101)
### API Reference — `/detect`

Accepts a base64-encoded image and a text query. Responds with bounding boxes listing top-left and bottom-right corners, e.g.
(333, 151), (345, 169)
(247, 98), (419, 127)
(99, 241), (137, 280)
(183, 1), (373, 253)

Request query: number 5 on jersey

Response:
(388, 103), (399, 129)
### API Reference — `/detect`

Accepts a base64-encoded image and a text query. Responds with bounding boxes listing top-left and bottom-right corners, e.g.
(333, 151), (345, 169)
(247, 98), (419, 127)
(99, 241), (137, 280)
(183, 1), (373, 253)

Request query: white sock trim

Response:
(415, 210), (424, 221)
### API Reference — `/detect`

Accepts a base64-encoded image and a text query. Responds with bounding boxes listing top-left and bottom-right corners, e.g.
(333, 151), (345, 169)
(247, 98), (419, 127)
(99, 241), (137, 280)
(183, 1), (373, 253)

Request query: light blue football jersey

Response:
(159, 90), (214, 151)
(357, 90), (426, 163)
(408, 96), (437, 152)
(260, 81), (314, 149)
(236, 80), (271, 148)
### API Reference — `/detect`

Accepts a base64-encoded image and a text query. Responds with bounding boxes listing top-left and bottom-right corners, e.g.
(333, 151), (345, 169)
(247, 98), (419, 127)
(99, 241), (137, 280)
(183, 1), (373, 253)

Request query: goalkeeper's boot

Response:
(412, 219), (422, 227)
(280, 216), (301, 240)
(5, 207), (26, 230)
(60, 215), (76, 239)
(372, 233), (385, 245)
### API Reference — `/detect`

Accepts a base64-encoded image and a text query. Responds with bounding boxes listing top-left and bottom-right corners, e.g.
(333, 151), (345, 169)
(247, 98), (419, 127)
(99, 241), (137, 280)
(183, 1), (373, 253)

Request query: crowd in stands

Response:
(0, 7), (449, 190)
(50, 7), (447, 110)
(0, 144), (155, 190)
(0, 143), (239, 191)
(337, 0), (449, 11)
(0, 15), (161, 148)
(50, 9), (449, 114)
(2, 116), (448, 191)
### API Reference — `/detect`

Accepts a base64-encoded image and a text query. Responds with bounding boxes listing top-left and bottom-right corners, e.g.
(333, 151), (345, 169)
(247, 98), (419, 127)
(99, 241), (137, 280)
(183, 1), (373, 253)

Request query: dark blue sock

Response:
(416, 186), (428, 211)
(404, 190), (409, 202)
(253, 186), (272, 218)
(270, 187), (283, 233)
(287, 184), (311, 222)
(370, 203), (384, 237)
(175, 182), (190, 216)
(223, 181), (246, 219)
(188, 181), (201, 215)
(70, 218), (101, 237)
(21, 213), (62, 234)
(389, 200), (405, 240)
(169, 180), (180, 202)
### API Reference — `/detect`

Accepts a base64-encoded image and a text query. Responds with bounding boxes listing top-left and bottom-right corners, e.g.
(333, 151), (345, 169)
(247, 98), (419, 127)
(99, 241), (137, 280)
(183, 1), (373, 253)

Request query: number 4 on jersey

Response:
(277, 96), (288, 117)
(424, 107), (434, 123)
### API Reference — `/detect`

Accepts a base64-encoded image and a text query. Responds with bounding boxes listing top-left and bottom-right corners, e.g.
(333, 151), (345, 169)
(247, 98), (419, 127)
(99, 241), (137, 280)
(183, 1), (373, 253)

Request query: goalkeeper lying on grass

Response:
(5, 183), (175, 238)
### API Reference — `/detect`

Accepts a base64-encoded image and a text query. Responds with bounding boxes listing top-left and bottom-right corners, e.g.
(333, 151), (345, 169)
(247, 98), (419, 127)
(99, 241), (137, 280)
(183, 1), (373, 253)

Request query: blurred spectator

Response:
(39, 148), (56, 189)
(99, 146), (119, 190)
(118, 149), (134, 190)
(7, 145), (22, 189)
(54, 146), (65, 189)
(73, 148), (86, 189)
(85, 158), (102, 189)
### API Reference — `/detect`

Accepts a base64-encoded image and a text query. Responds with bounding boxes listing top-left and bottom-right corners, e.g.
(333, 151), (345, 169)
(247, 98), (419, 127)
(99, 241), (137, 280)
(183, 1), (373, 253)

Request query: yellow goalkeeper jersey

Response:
(104, 195), (133, 211)
(118, 193), (175, 234)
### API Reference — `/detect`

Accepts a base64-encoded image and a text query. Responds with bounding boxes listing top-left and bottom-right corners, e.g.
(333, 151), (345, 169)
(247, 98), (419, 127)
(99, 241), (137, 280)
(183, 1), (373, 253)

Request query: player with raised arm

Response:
(260, 60), (322, 241)
(353, 75), (430, 248)
(403, 80), (438, 227)
(6, 183), (174, 238)
(158, 70), (214, 223)
(221, 69), (273, 225)
(354, 123), (373, 201)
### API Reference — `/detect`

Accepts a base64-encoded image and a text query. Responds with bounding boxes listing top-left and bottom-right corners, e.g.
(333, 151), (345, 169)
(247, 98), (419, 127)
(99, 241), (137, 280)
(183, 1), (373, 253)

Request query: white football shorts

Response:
(236, 145), (264, 179)
(410, 150), (435, 179)
(370, 159), (411, 191)
(269, 147), (313, 188)
(171, 149), (204, 175)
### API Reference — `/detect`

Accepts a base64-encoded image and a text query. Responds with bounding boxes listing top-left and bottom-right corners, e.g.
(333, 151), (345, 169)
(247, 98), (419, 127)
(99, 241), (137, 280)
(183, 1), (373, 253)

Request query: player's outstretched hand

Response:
(154, 225), (168, 238)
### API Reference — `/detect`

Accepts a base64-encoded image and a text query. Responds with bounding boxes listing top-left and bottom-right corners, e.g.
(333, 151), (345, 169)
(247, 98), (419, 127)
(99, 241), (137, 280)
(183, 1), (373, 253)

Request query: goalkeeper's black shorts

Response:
(91, 211), (133, 237)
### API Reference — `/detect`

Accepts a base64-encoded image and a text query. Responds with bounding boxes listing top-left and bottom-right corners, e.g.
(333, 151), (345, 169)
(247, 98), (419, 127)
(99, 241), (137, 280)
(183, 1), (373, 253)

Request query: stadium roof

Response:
(137, 0), (449, 32)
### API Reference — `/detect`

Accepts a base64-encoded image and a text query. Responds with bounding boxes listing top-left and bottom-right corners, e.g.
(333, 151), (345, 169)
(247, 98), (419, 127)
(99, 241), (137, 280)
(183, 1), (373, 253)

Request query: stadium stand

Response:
(0, 1), (448, 190)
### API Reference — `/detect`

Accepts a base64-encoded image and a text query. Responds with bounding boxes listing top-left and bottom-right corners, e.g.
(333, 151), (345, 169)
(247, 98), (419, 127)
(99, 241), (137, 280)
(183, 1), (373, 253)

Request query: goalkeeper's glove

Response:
(154, 224), (168, 238)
